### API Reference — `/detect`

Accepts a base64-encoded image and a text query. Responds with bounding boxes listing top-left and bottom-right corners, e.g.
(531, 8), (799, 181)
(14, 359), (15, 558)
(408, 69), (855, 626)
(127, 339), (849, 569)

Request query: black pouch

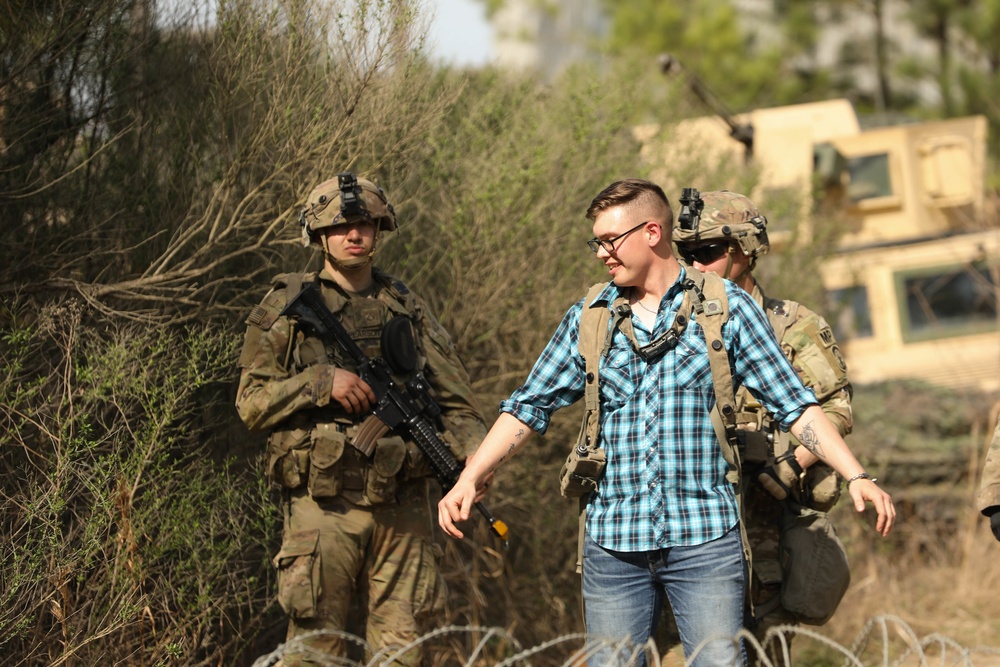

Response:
(381, 315), (419, 374)
(308, 424), (346, 499)
(779, 505), (851, 625)
(365, 436), (407, 504)
(273, 529), (321, 619)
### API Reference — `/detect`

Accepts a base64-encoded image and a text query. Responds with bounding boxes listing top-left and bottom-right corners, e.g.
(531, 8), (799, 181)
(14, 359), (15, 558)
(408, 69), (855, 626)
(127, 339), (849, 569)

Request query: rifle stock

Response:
(280, 284), (509, 544)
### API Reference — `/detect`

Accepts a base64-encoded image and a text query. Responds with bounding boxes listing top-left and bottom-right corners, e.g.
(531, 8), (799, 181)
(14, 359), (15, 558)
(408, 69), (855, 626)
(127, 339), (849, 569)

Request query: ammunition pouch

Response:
(364, 436), (407, 504)
(268, 420), (423, 506)
(308, 423), (347, 499)
(403, 440), (434, 480)
(266, 427), (312, 489)
(735, 427), (772, 463)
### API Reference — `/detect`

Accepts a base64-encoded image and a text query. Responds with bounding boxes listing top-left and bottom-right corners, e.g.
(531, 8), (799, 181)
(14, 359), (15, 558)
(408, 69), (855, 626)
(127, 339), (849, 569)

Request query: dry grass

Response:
(790, 422), (1000, 666)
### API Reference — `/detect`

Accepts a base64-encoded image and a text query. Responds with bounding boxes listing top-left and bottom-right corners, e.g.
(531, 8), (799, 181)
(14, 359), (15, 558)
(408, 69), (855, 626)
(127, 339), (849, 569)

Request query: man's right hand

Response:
(331, 368), (376, 414)
(439, 476), (479, 540)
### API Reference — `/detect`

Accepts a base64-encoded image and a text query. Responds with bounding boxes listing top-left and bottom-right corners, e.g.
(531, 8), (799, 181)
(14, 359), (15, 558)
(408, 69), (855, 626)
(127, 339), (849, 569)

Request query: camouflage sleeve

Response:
(781, 305), (853, 438)
(978, 414), (1000, 514)
(234, 288), (336, 432)
(412, 294), (488, 459)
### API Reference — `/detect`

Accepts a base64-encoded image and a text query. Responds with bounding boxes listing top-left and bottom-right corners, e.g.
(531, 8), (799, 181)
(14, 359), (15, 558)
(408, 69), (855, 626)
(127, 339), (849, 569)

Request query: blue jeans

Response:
(582, 525), (747, 667)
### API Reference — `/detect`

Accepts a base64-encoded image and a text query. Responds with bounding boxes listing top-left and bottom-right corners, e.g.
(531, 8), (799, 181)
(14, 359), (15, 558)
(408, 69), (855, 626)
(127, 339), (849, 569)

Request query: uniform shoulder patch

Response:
(247, 304), (268, 327)
(785, 307), (850, 392)
(244, 288), (285, 330)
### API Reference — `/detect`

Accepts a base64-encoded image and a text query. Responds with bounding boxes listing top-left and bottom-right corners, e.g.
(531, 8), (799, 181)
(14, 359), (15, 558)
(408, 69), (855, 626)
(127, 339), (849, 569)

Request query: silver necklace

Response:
(632, 290), (659, 314)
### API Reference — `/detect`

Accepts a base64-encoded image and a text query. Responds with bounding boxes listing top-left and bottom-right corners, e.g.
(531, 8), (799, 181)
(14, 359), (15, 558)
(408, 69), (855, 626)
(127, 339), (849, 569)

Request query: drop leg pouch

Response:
(779, 504), (851, 625)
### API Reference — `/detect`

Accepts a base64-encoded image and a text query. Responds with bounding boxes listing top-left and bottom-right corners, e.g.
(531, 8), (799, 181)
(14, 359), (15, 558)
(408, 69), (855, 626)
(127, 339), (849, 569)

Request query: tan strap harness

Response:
(573, 268), (753, 609)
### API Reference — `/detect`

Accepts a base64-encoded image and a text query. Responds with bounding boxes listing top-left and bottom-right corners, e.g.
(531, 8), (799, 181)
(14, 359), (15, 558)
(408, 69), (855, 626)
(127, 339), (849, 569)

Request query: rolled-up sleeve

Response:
(500, 301), (587, 435)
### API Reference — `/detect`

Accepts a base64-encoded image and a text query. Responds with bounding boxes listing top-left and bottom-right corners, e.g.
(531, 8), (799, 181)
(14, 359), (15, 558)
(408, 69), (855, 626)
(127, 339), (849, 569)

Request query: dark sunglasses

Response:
(679, 242), (730, 265)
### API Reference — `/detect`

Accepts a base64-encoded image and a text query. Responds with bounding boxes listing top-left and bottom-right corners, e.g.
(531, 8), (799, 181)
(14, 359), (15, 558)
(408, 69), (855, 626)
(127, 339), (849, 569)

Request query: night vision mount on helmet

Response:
(299, 172), (397, 247)
(673, 188), (770, 260)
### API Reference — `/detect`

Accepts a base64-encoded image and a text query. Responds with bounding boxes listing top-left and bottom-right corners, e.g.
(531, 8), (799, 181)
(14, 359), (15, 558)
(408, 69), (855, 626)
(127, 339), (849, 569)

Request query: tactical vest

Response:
(262, 270), (441, 507)
(279, 270), (425, 377)
(561, 267), (740, 496)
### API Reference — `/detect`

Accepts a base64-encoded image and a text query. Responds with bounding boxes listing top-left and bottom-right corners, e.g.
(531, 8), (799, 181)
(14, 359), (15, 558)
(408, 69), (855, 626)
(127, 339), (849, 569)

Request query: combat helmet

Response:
(673, 188), (769, 260)
(300, 172), (397, 247)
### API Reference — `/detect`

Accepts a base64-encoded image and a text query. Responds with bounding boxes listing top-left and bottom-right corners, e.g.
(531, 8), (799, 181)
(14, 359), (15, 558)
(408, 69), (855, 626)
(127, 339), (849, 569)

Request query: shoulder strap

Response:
(576, 282), (631, 455)
(684, 269), (739, 473)
(573, 282), (630, 573)
(686, 268), (758, 614)
(579, 283), (612, 416)
(281, 272), (308, 305)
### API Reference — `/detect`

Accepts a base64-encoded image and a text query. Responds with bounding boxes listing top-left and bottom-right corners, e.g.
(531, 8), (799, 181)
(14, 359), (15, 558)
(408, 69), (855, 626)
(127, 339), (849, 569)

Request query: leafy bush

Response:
(0, 301), (278, 665)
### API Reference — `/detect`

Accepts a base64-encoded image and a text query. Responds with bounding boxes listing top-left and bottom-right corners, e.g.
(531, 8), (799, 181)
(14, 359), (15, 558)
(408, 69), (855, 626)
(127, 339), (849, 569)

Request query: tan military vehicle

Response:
(639, 58), (1000, 391)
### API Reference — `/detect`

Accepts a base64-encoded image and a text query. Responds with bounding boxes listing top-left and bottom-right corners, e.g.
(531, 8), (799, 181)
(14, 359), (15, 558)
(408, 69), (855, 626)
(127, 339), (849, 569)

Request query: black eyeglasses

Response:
(587, 221), (651, 254)
(679, 242), (731, 265)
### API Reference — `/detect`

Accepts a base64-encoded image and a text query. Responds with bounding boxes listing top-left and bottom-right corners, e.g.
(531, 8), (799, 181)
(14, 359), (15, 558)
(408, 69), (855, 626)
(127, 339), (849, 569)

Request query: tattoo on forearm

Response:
(490, 429), (525, 472)
(798, 421), (824, 458)
(492, 442), (517, 471)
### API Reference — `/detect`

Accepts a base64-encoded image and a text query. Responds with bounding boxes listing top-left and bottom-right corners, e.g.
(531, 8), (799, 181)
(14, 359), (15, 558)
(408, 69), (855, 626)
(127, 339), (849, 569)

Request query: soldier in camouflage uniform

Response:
(978, 413), (1000, 541)
(672, 190), (854, 661)
(235, 173), (488, 666)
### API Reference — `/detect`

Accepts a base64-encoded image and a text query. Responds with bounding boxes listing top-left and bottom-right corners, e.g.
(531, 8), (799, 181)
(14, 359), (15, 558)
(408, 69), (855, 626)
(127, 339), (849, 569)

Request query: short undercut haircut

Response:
(586, 179), (674, 225)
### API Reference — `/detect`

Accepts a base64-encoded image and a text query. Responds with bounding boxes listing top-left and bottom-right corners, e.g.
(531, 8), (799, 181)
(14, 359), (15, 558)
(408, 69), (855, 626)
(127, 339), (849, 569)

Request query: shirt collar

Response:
(590, 267), (692, 312)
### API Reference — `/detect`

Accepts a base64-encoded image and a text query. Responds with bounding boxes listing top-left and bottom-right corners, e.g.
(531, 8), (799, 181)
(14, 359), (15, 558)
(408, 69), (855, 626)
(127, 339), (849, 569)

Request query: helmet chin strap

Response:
(721, 245), (756, 284)
(721, 246), (737, 280)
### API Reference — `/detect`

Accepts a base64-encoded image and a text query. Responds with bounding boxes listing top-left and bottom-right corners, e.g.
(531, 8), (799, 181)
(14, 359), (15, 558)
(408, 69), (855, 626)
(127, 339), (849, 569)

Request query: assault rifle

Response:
(281, 283), (509, 545)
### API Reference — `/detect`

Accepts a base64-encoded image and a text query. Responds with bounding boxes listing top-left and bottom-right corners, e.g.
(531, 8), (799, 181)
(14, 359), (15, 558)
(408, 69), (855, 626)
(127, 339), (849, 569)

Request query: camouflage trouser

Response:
(276, 477), (446, 667)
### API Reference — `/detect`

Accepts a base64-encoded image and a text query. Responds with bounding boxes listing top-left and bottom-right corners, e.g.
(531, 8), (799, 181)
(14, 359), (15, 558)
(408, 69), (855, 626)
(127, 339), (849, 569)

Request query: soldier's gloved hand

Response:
(989, 508), (1000, 542)
(758, 450), (804, 501)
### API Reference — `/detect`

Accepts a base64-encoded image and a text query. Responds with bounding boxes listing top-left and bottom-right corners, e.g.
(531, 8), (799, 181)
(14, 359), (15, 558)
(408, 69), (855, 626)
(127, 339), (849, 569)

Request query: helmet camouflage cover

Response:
(673, 189), (770, 259)
(300, 172), (397, 246)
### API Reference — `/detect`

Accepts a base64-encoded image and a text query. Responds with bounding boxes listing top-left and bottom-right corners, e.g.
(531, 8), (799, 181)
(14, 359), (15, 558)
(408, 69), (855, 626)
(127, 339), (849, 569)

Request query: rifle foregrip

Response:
(408, 417), (462, 483)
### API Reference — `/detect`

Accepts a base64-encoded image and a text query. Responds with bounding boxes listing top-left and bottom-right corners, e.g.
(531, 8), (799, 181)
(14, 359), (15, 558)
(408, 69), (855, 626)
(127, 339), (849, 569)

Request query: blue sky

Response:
(426, 0), (494, 66)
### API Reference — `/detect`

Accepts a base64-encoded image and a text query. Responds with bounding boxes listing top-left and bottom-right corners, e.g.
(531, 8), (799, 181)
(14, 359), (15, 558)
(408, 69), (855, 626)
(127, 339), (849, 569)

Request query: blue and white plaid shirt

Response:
(500, 268), (817, 552)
